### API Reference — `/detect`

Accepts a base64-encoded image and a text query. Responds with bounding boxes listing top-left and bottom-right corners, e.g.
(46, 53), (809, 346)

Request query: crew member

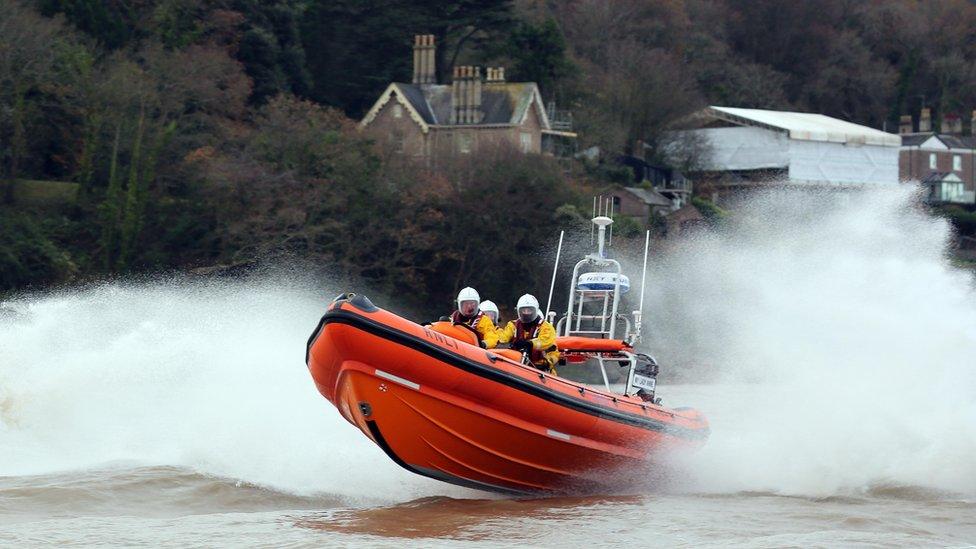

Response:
(497, 294), (560, 374)
(450, 287), (499, 348)
(479, 300), (500, 327)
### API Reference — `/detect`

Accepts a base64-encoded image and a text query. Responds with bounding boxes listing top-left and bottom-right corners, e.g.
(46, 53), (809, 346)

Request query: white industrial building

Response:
(677, 106), (901, 191)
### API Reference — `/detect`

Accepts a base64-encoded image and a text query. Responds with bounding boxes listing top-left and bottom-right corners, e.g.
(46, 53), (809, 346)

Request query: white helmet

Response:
(457, 287), (480, 316)
(479, 300), (499, 324)
(516, 294), (540, 324)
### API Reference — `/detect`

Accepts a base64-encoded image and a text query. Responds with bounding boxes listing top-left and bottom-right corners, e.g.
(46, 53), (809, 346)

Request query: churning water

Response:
(1, 186), (974, 546)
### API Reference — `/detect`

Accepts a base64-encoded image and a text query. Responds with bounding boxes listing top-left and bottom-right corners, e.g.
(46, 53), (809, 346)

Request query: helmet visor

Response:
(485, 310), (498, 324)
(518, 306), (536, 323)
(459, 300), (478, 316)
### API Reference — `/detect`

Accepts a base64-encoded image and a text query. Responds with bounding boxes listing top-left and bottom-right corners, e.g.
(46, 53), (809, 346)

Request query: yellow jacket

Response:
(497, 318), (560, 373)
(476, 314), (500, 348)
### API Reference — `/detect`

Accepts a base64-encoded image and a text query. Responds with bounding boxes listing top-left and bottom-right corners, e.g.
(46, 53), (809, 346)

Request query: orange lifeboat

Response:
(307, 293), (709, 495)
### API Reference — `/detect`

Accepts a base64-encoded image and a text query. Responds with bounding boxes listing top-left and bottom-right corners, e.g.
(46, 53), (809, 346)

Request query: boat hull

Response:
(307, 294), (708, 494)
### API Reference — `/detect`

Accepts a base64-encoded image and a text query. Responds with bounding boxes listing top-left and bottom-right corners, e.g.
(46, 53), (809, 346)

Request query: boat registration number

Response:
(632, 374), (656, 390)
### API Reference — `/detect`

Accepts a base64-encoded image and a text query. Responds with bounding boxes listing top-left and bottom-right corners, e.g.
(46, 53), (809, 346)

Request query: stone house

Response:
(359, 34), (575, 162)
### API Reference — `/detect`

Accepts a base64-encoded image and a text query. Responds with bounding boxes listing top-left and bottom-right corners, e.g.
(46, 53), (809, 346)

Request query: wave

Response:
(0, 276), (466, 503)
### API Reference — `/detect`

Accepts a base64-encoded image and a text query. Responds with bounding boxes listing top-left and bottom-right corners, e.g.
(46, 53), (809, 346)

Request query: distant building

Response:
(674, 106), (901, 200)
(602, 154), (692, 231)
(603, 186), (705, 238)
(898, 108), (976, 205)
(617, 154), (691, 206)
(359, 34), (576, 163)
(610, 186), (673, 223)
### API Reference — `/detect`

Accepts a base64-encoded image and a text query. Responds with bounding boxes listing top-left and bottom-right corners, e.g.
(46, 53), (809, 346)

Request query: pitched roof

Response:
(921, 171), (963, 184)
(900, 134), (931, 147)
(361, 82), (550, 130)
(703, 106), (901, 147)
(900, 132), (976, 149)
(940, 134), (976, 149)
(623, 186), (672, 207)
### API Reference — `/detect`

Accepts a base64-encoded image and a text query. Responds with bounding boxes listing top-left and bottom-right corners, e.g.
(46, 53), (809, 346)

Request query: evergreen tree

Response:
(301, 0), (513, 116)
(233, 0), (311, 104)
(499, 19), (575, 100)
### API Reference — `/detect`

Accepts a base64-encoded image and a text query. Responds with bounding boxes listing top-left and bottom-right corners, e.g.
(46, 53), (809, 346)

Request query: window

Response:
(458, 133), (472, 154)
(929, 153), (937, 169)
(942, 181), (965, 202)
(520, 132), (532, 153)
(393, 104), (402, 118)
(391, 130), (405, 154)
(953, 155), (962, 171)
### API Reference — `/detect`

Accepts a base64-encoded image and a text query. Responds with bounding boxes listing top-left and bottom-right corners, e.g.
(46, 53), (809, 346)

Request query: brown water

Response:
(1, 385), (974, 547)
(2, 452), (973, 547)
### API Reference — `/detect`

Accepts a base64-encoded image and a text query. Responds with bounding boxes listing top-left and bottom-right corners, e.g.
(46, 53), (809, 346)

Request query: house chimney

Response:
(412, 34), (436, 85)
(463, 66), (472, 123)
(945, 113), (962, 135)
(412, 36), (421, 84)
(451, 66), (483, 124)
(486, 67), (506, 83)
(451, 65), (463, 123)
(471, 66), (483, 123)
(919, 107), (932, 133)
(898, 115), (913, 134)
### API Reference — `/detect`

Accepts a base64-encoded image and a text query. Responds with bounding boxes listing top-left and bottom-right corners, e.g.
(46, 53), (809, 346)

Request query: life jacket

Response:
(451, 310), (485, 340)
(512, 317), (554, 367)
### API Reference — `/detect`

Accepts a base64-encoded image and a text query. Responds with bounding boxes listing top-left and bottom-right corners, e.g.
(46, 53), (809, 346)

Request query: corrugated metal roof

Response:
(708, 106), (901, 147)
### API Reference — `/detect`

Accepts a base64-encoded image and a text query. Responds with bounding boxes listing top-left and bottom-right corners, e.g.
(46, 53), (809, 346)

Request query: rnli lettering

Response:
(423, 328), (459, 349)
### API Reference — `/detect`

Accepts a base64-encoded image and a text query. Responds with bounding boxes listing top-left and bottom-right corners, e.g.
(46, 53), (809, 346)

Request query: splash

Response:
(2, 186), (974, 501)
(0, 275), (463, 503)
(647, 186), (976, 497)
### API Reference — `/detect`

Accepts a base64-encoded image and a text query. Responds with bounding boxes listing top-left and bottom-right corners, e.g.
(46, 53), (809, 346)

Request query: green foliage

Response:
(235, 0), (311, 104)
(583, 162), (632, 185)
(553, 203), (588, 230)
(0, 209), (76, 291)
(38, 0), (132, 49)
(152, 0), (203, 49)
(0, 180), (79, 206)
(499, 19), (575, 100)
(612, 215), (642, 239)
(692, 196), (729, 227)
(99, 123), (123, 269)
(0, 1), (91, 179)
(935, 205), (976, 236)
